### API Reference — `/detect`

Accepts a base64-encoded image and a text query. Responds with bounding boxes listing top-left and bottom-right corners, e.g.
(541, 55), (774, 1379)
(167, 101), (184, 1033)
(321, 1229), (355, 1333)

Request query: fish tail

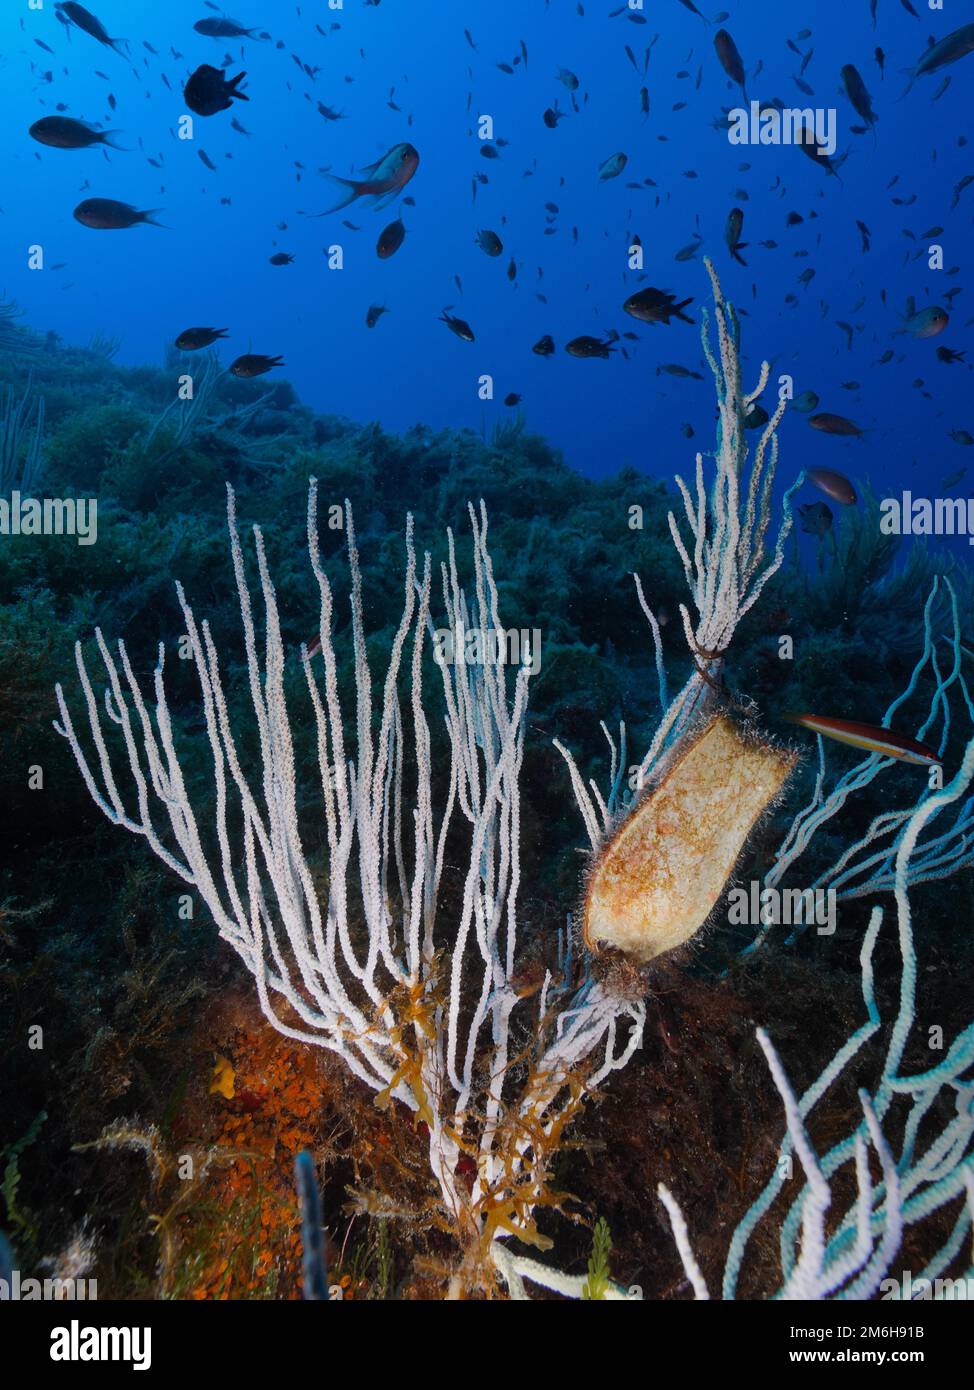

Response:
(675, 298), (695, 324)
(100, 130), (128, 151)
(139, 209), (167, 228)
(319, 175), (363, 214)
(229, 71), (250, 101)
(897, 68), (917, 100)
(732, 243), (748, 266)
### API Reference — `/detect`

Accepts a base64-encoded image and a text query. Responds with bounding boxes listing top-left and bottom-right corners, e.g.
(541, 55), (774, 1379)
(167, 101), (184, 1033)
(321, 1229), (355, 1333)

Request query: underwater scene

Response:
(2, 0), (974, 1338)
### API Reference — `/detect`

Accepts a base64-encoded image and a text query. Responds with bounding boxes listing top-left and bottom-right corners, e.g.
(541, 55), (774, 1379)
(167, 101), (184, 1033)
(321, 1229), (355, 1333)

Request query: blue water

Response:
(2, 0), (971, 503)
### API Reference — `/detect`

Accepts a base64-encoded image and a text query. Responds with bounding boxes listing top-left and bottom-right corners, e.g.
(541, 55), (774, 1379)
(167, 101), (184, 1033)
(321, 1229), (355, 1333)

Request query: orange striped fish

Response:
(783, 714), (940, 766)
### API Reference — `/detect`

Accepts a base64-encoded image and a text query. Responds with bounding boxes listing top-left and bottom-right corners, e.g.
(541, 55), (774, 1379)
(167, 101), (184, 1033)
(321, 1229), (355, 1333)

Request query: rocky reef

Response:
(1, 300), (972, 1299)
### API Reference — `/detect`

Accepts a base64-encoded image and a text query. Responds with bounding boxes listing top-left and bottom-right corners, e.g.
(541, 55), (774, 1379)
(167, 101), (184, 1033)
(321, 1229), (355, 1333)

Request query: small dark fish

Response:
(799, 502), (833, 536)
(376, 218), (405, 258)
(184, 65), (248, 117)
(193, 18), (260, 39)
(598, 151), (628, 181)
(230, 353), (284, 378)
(951, 174), (974, 209)
(504, 393), (522, 407)
(175, 322), (227, 350)
(476, 228), (503, 257)
(841, 64), (877, 128)
(29, 116), (122, 150)
(714, 29), (747, 100)
(657, 363), (702, 380)
(441, 310), (475, 342)
(543, 104), (566, 128)
(796, 124), (846, 178)
(623, 286), (693, 325)
(366, 304), (388, 328)
(56, 2), (125, 55)
(903, 22), (974, 96)
(939, 467), (967, 491)
(269, 252), (294, 265)
(556, 68), (579, 91)
(533, 334), (555, 357)
(725, 207), (747, 265)
(937, 347), (965, 364)
(792, 390), (820, 413)
(198, 149), (217, 172)
(565, 332), (618, 359)
(745, 404), (770, 429)
(176, 326), (229, 351)
(875, 47), (885, 79)
(73, 197), (162, 229)
(809, 415), (864, 440)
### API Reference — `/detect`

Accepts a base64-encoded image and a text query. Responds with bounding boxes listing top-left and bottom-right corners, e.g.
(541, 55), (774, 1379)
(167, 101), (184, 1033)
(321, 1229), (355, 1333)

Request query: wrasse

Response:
(783, 714), (939, 767)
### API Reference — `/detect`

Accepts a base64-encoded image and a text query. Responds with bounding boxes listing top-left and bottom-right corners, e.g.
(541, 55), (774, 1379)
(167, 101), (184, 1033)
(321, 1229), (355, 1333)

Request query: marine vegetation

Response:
(22, 263), (970, 1299)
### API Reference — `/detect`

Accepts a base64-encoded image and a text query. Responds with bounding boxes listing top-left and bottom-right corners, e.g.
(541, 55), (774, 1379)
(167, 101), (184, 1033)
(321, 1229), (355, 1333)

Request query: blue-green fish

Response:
(897, 299), (949, 338)
(319, 142), (419, 214)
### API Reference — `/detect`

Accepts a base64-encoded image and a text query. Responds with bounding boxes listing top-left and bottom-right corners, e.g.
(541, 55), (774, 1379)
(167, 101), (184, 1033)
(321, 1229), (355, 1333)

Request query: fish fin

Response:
(99, 131), (128, 151)
(675, 297), (695, 324)
(897, 68), (918, 100)
(732, 243), (749, 266)
(315, 175), (363, 214)
(139, 210), (167, 228)
(229, 71), (250, 101)
(372, 188), (401, 212)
